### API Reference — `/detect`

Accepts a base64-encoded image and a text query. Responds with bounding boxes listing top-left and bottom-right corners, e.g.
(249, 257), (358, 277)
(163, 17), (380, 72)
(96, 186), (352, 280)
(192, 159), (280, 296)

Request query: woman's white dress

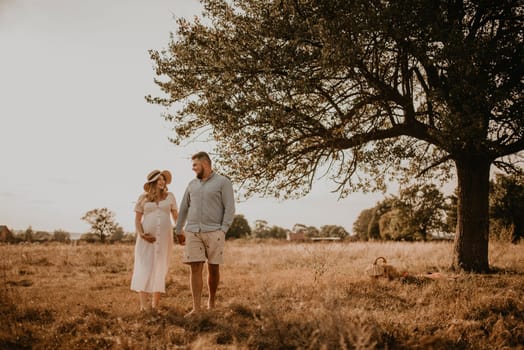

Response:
(130, 192), (177, 293)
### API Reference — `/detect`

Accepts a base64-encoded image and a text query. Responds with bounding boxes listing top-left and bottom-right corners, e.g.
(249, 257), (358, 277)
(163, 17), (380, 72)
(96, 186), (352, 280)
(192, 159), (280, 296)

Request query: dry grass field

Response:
(1, 240), (523, 349)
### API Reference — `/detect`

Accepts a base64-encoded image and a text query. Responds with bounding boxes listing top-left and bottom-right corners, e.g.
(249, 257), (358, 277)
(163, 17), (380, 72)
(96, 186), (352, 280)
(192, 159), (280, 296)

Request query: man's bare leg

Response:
(186, 262), (204, 317)
(207, 263), (220, 309)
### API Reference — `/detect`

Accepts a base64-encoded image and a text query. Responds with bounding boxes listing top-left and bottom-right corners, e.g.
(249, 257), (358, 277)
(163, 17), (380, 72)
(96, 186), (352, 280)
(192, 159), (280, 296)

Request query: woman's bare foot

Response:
(152, 292), (160, 309)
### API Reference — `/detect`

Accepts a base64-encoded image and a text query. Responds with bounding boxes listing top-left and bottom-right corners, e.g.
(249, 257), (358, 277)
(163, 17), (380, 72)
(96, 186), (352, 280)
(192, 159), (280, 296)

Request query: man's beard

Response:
(196, 169), (204, 179)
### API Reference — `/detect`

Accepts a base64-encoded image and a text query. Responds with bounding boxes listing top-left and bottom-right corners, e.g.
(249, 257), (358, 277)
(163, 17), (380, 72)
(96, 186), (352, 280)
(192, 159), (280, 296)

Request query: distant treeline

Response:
(3, 174), (521, 244)
(352, 174), (523, 243)
(2, 227), (136, 244)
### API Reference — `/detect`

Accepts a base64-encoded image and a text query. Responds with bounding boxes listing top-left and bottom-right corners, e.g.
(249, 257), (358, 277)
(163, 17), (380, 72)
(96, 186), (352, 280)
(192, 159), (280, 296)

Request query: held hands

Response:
(176, 232), (186, 246)
(141, 233), (156, 243)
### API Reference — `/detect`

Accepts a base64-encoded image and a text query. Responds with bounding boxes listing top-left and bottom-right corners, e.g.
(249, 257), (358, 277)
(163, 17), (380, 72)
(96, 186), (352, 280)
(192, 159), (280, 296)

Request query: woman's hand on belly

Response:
(141, 233), (157, 243)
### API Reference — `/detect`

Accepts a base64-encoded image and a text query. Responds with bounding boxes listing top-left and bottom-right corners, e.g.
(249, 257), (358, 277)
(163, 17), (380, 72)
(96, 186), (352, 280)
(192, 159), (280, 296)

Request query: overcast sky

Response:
(0, 0), (394, 234)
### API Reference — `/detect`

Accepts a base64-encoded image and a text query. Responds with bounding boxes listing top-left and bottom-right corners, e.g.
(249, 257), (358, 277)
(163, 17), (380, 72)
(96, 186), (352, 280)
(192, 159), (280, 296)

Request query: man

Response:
(175, 151), (235, 316)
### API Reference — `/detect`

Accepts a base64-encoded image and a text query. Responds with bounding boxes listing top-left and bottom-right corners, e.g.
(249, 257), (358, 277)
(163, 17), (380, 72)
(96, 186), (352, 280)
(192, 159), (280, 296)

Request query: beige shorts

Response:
(183, 230), (225, 265)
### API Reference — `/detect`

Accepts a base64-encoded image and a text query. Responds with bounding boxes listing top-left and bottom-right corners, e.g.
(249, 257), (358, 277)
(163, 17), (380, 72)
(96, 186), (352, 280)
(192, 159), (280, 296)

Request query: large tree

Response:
(319, 225), (349, 239)
(354, 183), (448, 241)
(81, 208), (122, 243)
(352, 208), (374, 240)
(148, 0), (523, 271)
(227, 214), (252, 239)
(398, 183), (447, 240)
(366, 197), (400, 240)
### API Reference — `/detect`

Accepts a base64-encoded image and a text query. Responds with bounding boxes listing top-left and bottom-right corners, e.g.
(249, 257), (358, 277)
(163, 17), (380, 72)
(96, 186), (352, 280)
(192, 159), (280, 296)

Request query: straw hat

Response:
(143, 169), (172, 191)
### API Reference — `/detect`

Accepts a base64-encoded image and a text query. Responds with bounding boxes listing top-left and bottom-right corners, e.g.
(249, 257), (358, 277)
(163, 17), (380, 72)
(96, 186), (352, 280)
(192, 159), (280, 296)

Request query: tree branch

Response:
(494, 138), (524, 158)
(416, 155), (453, 177)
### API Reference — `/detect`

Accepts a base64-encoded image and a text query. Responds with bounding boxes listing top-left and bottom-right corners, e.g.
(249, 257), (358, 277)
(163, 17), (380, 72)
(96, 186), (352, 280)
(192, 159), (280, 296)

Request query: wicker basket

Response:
(366, 256), (387, 277)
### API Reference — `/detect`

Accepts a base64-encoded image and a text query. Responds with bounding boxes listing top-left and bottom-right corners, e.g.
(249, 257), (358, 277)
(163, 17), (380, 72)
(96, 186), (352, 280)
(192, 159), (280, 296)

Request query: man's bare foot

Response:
(207, 300), (216, 310)
(184, 309), (200, 318)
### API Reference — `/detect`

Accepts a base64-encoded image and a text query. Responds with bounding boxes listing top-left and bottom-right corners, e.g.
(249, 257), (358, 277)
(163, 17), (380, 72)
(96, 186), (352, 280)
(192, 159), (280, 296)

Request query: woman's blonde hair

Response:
(144, 175), (168, 202)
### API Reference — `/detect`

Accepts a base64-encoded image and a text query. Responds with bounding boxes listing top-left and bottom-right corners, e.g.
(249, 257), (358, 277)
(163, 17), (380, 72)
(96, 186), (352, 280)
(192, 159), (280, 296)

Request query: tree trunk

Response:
(452, 156), (491, 272)
(510, 222), (522, 244)
(420, 225), (428, 241)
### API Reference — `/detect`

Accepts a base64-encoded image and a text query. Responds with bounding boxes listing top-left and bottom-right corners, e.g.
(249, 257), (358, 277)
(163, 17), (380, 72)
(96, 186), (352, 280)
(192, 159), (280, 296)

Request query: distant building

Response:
(286, 229), (305, 241)
(292, 224), (307, 233)
(0, 225), (14, 242)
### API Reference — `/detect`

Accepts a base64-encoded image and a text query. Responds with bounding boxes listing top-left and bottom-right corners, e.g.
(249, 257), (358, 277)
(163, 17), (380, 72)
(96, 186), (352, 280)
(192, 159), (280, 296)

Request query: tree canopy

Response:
(148, 0), (523, 271)
(227, 214), (252, 239)
(251, 219), (288, 239)
(353, 183), (449, 241)
(81, 208), (122, 242)
(489, 173), (524, 243)
(319, 225), (349, 239)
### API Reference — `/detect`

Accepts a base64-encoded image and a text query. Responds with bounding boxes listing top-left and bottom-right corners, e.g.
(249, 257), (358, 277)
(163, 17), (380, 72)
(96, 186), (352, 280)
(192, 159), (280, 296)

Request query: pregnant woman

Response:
(131, 169), (178, 311)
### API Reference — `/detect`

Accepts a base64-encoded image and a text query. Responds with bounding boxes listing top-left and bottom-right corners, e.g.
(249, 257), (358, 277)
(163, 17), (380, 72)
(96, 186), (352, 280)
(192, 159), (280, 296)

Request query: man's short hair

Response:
(192, 151), (212, 166)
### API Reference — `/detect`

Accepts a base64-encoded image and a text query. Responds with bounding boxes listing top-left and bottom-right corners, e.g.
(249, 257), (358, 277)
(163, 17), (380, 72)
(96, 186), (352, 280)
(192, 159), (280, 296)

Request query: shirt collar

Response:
(200, 171), (215, 182)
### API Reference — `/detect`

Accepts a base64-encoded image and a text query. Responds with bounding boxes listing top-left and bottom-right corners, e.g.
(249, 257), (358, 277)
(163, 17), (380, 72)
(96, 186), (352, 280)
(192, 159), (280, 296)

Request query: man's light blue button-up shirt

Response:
(175, 172), (235, 234)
